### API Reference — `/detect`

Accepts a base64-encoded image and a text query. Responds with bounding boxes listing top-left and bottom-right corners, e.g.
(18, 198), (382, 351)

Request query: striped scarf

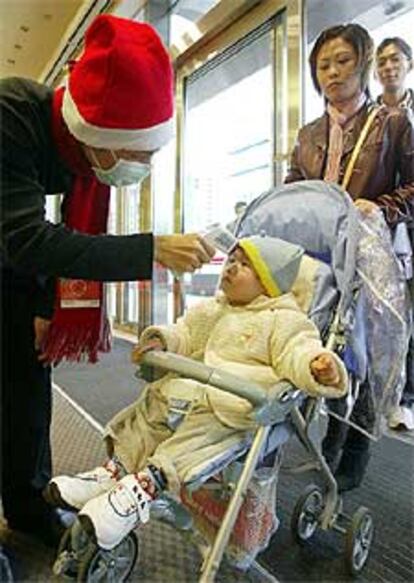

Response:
(324, 94), (367, 184)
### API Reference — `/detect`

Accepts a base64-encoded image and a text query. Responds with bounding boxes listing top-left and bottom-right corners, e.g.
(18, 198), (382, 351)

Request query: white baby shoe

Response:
(78, 473), (152, 550)
(44, 459), (121, 511)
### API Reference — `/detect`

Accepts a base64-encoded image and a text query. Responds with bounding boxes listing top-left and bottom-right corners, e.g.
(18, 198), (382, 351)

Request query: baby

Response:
(45, 235), (347, 550)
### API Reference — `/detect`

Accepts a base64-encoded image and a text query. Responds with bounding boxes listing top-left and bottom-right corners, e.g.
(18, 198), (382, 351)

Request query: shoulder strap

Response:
(341, 105), (382, 191)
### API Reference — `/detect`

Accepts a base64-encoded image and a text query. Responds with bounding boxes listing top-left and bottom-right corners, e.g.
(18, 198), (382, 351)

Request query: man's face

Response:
(220, 247), (266, 305)
(376, 43), (413, 93)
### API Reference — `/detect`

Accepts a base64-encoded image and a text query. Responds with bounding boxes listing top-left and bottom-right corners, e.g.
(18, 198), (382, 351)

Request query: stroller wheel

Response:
(53, 525), (89, 579)
(345, 506), (374, 575)
(291, 484), (323, 544)
(77, 531), (139, 582)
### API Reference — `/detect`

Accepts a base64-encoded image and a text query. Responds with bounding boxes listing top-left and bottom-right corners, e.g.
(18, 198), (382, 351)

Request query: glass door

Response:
(181, 16), (285, 309)
(122, 184), (141, 328)
(151, 139), (177, 326)
(151, 0), (302, 324)
(106, 184), (142, 332)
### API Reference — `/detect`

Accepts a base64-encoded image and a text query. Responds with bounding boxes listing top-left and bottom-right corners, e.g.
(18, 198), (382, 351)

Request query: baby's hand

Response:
(310, 353), (341, 387)
(131, 338), (164, 364)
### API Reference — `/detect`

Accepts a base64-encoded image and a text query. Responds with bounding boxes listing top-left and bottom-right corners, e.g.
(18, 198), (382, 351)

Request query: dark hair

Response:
(376, 37), (413, 61)
(309, 24), (373, 96)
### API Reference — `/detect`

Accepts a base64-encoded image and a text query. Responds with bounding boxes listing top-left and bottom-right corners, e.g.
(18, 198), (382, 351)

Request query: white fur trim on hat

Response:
(62, 88), (175, 151)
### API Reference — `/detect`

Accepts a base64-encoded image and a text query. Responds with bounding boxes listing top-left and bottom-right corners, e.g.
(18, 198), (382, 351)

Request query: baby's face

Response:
(220, 247), (266, 305)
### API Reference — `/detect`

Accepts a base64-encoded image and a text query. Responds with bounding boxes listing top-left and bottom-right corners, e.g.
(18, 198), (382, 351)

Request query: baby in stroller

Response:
(44, 234), (347, 557)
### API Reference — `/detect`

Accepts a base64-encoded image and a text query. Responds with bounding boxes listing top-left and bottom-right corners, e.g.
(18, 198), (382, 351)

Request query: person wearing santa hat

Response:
(0, 14), (214, 546)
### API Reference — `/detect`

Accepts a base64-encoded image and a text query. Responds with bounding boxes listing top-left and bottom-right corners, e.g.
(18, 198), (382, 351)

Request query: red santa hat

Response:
(62, 15), (174, 151)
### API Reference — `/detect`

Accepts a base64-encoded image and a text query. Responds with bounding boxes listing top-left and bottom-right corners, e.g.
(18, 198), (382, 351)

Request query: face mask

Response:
(92, 154), (151, 187)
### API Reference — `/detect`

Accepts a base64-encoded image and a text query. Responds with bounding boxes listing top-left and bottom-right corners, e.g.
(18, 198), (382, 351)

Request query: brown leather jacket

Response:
(285, 102), (414, 227)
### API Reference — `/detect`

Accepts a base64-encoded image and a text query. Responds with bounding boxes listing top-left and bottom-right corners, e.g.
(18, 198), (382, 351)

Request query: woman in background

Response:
(285, 23), (414, 492)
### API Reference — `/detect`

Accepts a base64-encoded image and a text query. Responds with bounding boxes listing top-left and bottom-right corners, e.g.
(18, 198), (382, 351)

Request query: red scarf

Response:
(42, 87), (111, 364)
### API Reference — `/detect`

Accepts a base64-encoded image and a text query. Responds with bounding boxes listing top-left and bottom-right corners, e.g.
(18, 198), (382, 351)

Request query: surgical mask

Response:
(91, 152), (151, 186)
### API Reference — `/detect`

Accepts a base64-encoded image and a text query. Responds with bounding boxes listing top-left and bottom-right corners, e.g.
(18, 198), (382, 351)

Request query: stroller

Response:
(52, 180), (411, 582)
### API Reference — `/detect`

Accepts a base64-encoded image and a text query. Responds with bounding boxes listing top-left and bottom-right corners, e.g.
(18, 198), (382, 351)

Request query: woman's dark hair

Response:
(309, 24), (374, 96)
(376, 37), (413, 61)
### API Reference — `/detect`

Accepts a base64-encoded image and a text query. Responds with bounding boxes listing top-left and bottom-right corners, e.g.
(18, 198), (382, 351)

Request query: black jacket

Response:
(1, 78), (154, 317)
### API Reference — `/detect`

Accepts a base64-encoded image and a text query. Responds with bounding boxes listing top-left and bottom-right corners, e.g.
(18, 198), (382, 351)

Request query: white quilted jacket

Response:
(140, 292), (347, 429)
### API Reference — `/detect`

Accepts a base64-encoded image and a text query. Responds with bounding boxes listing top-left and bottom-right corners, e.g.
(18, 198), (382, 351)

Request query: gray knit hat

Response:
(238, 235), (304, 297)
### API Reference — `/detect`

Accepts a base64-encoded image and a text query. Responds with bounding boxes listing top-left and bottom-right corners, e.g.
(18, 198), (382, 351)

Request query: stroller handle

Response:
(140, 351), (268, 407)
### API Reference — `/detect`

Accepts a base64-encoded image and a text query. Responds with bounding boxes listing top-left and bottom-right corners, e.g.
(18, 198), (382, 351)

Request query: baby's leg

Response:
(105, 385), (172, 473)
(75, 410), (249, 552)
(44, 387), (171, 511)
(148, 399), (253, 495)
(75, 400), (250, 551)
(65, 388), (250, 550)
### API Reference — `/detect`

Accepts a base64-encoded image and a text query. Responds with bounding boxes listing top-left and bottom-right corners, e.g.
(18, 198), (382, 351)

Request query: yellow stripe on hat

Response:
(239, 239), (281, 297)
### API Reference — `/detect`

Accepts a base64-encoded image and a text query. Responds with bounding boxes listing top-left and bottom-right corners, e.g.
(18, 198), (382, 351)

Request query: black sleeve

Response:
(1, 82), (153, 282)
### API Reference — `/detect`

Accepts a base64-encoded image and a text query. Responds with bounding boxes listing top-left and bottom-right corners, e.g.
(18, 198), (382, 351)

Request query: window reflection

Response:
(152, 140), (176, 325)
(183, 28), (274, 308)
(106, 187), (118, 323)
(106, 185), (141, 329)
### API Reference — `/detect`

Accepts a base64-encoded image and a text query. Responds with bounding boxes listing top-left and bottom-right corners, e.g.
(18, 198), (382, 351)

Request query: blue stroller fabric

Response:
(236, 180), (411, 437)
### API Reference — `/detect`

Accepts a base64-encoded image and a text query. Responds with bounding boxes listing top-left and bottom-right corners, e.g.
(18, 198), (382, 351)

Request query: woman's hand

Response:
(354, 198), (378, 215)
(33, 317), (51, 362)
(131, 338), (164, 364)
(310, 353), (341, 387)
